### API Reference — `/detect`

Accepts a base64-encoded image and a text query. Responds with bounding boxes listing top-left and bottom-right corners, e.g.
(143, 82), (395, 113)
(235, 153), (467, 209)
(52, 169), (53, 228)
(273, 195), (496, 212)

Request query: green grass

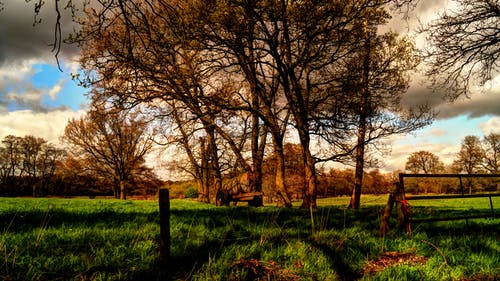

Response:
(0, 196), (498, 280)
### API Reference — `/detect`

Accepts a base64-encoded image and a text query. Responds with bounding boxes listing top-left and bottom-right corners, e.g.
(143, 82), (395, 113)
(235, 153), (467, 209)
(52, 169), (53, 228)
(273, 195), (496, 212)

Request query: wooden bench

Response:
(216, 190), (263, 206)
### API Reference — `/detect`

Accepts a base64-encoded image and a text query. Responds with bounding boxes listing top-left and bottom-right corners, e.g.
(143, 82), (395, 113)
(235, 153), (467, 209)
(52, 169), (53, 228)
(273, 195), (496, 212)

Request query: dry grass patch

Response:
(363, 251), (427, 275)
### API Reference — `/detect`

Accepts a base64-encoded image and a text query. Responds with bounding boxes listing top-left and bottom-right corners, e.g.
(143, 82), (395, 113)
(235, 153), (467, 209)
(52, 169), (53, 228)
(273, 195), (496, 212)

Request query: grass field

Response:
(0, 195), (498, 280)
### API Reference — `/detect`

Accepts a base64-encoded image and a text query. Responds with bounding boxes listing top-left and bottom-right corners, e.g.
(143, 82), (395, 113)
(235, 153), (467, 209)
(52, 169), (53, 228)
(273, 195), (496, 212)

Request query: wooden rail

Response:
(379, 173), (500, 236)
(400, 173), (499, 235)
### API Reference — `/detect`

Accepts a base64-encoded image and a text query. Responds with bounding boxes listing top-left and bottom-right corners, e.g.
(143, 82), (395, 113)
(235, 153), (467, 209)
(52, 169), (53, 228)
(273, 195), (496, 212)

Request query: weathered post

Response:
(159, 188), (170, 266)
(395, 174), (411, 235)
(379, 183), (397, 236)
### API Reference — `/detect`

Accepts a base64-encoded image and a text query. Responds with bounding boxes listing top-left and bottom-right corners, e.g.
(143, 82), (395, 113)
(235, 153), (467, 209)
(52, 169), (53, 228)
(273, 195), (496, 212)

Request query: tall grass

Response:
(0, 196), (498, 280)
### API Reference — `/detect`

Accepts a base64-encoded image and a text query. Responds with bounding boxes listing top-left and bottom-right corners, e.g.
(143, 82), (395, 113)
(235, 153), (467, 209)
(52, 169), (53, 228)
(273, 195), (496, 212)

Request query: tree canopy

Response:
(64, 0), (432, 207)
(405, 150), (445, 174)
(63, 107), (156, 199)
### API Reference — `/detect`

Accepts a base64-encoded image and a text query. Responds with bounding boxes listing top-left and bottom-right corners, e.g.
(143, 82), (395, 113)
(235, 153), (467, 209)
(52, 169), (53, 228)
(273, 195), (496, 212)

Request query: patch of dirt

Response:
(460, 274), (499, 281)
(230, 258), (314, 281)
(363, 251), (427, 275)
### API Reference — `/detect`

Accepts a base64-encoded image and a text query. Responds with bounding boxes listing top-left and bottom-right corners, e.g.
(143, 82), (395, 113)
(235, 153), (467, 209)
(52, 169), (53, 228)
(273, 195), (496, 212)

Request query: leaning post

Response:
(159, 188), (170, 266)
(379, 182), (397, 236)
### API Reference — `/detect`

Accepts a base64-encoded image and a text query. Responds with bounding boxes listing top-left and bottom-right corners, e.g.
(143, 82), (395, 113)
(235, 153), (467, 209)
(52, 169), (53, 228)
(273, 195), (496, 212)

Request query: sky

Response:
(0, 0), (499, 179)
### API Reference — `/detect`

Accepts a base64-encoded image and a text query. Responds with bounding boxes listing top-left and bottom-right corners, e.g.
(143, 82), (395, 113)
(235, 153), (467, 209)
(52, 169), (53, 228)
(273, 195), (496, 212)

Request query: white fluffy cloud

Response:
(0, 109), (85, 144)
(381, 114), (500, 173)
(479, 117), (500, 135)
(382, 141), (460, 172)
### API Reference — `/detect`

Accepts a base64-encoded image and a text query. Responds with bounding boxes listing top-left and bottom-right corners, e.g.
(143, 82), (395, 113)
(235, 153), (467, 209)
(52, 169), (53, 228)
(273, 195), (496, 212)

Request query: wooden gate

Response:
(380, 173), (500, 236)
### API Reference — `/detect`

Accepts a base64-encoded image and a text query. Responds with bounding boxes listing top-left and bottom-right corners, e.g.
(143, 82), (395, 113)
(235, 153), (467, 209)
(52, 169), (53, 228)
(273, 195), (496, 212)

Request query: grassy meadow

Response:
(0, 195), (498, 280)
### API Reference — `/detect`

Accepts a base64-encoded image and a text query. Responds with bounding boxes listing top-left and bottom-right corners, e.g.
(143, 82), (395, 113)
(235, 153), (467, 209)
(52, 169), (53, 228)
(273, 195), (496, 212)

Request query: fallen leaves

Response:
(363, 251), (427, 275)
(231, 258), (306, 281)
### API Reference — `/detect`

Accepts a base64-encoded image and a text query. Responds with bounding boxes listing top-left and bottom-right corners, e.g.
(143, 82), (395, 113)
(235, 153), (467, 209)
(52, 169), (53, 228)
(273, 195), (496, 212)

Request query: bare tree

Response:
(19, 136), (46, 196)
(482, 133), (500, 173)
(1, 135), (23, 179)
(453, 135), (485, 174)
(63, 107), (155, 199)
(338, 23), (433, 208)
(405, 150), (445, 174)
(0, 135), (66, 196)
(452, 135), (486, 194)
(422, 0), (500, 99)
(36, 143), (66, 193)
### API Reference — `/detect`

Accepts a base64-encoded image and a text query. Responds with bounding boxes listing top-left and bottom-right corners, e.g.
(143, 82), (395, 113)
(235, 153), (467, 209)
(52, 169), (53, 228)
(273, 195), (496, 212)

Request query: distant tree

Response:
(452, 135), (487, 194)
(482, 133), (500, 173)
(36, 143), (66, 195)
(0, 135), (66, 196)
(405, 151), (445, 174)
(363, 169), (392, 195)
(0, 135), (23, 180)
(422, 0), (500, 99)
(63, 107), (155, 199)
(338, 27), (432, 209)
(19, 136), (46, 182)
(452, 135), (485, 174)
(405, 151), (445, 194)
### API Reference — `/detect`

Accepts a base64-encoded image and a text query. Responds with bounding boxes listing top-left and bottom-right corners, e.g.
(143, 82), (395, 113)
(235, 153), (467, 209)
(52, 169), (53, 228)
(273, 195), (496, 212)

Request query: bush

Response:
(184, 186), (198, 199)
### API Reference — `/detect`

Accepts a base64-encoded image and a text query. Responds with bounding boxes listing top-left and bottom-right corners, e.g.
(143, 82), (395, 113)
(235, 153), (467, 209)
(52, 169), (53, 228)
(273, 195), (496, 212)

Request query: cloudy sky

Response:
(0, 0), (499, 178)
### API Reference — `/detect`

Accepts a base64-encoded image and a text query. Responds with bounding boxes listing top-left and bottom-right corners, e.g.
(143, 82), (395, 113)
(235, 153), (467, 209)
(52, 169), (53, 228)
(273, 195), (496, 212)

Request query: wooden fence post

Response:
(379, 186), (396, 236)
(159, 188), (170, 266)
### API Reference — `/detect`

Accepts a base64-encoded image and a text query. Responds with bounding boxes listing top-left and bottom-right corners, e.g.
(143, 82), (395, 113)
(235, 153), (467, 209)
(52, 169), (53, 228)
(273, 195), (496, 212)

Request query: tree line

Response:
(404, 133), (500, 194)
(0, 108), (163, 198)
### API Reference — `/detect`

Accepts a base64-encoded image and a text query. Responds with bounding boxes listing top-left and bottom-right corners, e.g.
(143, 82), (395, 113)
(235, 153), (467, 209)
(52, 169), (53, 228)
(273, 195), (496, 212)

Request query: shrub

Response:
(184, 187), (198, 199)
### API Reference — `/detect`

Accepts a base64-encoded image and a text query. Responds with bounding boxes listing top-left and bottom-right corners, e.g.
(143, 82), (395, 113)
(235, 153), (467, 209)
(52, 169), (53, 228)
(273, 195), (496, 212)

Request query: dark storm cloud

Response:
(0, 0), (78, 66)
(403, 77), (500, 120)
(434, 90), (500, 119)
(0, 0), (79, 113)
(392, 0), (500, 120)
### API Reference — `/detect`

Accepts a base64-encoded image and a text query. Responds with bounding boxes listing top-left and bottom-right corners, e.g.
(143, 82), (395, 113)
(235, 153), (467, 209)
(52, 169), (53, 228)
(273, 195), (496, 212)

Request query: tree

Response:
(405, 151), (445, 174)
(69, 0), (422, 208)
(340, 25), (432, 209)
(35, 143), (66, 195)
(0, 135), (23, 180)
(422, 0), (500, 99)
(20, 136), (46, 179)
(482, 133), (500, 173)
(73, 0), (292, 206)
(405, 150), (445, 194)
(0, 135), (66, 196)
(225, 0), (419, 209)
(452, 135), (486, 194)
(452, 135), (485, 174)
(63, 107), (155, 200)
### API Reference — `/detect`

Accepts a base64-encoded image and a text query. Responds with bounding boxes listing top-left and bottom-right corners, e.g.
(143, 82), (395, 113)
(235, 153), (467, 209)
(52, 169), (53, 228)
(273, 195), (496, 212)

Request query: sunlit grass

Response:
(0, 196), (498, 280)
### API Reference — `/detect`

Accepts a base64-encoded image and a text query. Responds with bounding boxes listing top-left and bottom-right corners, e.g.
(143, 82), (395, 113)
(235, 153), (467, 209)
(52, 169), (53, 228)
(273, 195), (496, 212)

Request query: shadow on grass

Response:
(1, 201), (498, 280)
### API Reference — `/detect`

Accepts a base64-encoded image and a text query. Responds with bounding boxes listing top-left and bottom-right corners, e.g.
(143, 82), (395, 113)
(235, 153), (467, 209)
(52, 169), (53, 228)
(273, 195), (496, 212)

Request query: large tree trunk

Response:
(250, 94), (265, 207)
(349, 134), (365, 209)
(297, 128), (317, 209)
(272, 135), (292, 207)
(119, 179), (126, 200)
(113, 178), (120, 199)
(348, 21), (371, 210)
(207, 125), (222, 204)
(300, 149), (317, 209)
(198, 137), (210, 203)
